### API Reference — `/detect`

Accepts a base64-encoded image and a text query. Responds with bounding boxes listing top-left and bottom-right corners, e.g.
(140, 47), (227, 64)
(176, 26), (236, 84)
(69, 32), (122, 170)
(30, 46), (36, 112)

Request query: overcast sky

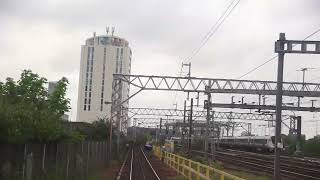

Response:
(1, 0), (320, 138)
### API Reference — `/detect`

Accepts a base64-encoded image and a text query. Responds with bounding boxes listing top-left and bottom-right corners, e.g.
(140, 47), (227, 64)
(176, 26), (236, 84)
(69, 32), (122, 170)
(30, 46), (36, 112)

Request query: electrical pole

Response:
(109, 115), (113, 162)
(134, 118), (137, 141)
(296, 67), (315, 107)
(117, 106), (122, 154)
(156, 125), (159, 143)
(297, 67), (315, 85)
(188, 98), (193, 155)
(272, 32), (320, 179)
(159, 118), (163, 144)
(182, 100), (186, 148)
(262, 95), (266, 105)
(182, 62), (191, 77)
(311, 99), (317, 108)
(274, 33), (286, 180)
(258, 94), (261, 113)
(104, 101), (112, 163)
(212, 111), (216, 162)
(232, 123), (235, 137)
(173, 103), (178, 110)
(248, 123), (252, 135)
(205, 81), (212, 162)
(295, 116), (302, 156)
(182, 62), (192, 100)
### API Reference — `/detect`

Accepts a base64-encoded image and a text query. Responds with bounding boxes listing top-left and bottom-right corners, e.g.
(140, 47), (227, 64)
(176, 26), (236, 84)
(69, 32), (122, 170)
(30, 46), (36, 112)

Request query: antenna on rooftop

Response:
(111, 27), (115, 36)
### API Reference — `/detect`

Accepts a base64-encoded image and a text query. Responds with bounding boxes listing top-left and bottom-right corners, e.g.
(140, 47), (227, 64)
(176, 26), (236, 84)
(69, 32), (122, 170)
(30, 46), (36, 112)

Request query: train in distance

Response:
(168, 136), (284, 152)
(210, 135), (284, 152)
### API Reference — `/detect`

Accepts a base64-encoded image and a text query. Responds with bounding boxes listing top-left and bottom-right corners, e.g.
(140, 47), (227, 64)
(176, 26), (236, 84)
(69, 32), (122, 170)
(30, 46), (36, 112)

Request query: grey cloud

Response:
(1, 0), (320, 138)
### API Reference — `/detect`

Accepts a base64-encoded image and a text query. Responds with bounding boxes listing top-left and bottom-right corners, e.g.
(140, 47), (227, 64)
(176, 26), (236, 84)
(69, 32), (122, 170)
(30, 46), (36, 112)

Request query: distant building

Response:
(48, 81), (58, 95)
(76, 32), (132, 123)
(48, 81), (69, 121)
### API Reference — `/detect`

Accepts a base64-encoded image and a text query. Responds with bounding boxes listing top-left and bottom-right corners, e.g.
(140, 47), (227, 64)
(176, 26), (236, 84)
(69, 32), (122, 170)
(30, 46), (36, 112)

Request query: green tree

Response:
(304, 135), (320, 157)
(91, 118), (110, 140)
(0, 70), (73, 143)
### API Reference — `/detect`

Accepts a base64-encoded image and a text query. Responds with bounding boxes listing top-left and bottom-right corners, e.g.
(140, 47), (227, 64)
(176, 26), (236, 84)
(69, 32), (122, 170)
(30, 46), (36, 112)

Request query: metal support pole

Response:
(295, 116), (302, 155)
(117, 106), (122, 155)
(109, 117), (113, 162)
(212, 111), (220, 162)
(156, 125), (158, 143)
(134, 118), (137, 141)
(205, 81), (211, 162)
(211, 111), (216, 162)
(165, 124), (169, 138)
(232, 123), (235, 137)
(311, 99), (316, 108)
(302, 70), (306, 86)
(182, 100), (186, 147)
(258, 94), (261, 112)
(289, 117), (295, 135)
(159, 118), (163, 144)
(274, 33), (286, 180)
(196, 92), (200, 106)
(226, 125), (229, 136)
(188, 98), (193, 155)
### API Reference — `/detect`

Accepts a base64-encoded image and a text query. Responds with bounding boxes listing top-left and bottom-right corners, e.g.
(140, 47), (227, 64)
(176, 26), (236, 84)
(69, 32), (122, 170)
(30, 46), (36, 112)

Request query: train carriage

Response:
(212, 135), (283, 152)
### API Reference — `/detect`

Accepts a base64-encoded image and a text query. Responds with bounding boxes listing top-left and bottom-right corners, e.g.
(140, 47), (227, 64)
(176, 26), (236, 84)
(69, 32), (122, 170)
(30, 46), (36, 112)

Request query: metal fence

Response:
(0, 141), (109, 180)
(154, 146), (245, 180)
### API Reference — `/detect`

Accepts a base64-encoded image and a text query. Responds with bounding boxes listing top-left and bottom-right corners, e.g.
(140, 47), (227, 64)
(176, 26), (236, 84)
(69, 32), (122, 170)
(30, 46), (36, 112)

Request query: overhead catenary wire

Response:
(183, 0), (241, 62)
(172, 0), (241, 107)
(195, 0), (238, 48)
(236, 27), (320, 79)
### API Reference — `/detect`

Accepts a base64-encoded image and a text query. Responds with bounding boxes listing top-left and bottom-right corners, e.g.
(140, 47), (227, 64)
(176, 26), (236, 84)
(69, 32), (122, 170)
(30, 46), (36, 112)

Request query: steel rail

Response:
(129, 149), (134, 180)
(191, 149), (320, 180)
(140, 148), (161, 180)
(116, 151), (129, 180)
(137, 148), (146, 180)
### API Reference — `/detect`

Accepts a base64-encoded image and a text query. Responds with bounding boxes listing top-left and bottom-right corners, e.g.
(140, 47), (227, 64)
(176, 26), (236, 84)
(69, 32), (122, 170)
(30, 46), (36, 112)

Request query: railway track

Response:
(117, 147), (161, 180)
(191, 149), (320, 180)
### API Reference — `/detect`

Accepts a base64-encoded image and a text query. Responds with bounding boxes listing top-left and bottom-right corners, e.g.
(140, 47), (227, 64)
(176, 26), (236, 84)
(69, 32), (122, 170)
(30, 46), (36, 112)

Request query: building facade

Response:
(76, 33), (131, 123)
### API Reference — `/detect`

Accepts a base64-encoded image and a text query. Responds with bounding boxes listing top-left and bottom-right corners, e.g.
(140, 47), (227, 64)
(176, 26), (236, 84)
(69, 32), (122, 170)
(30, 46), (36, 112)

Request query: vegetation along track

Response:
(118, 147), (161, 180)
(191, 149), (320, 180)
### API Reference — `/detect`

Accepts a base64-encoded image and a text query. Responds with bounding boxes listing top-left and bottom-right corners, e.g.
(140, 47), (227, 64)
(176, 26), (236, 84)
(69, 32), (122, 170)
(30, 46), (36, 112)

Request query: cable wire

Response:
(173, 0), (241, 107)
(236, 27), (320, 79)
(184, 0), (241, 62)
